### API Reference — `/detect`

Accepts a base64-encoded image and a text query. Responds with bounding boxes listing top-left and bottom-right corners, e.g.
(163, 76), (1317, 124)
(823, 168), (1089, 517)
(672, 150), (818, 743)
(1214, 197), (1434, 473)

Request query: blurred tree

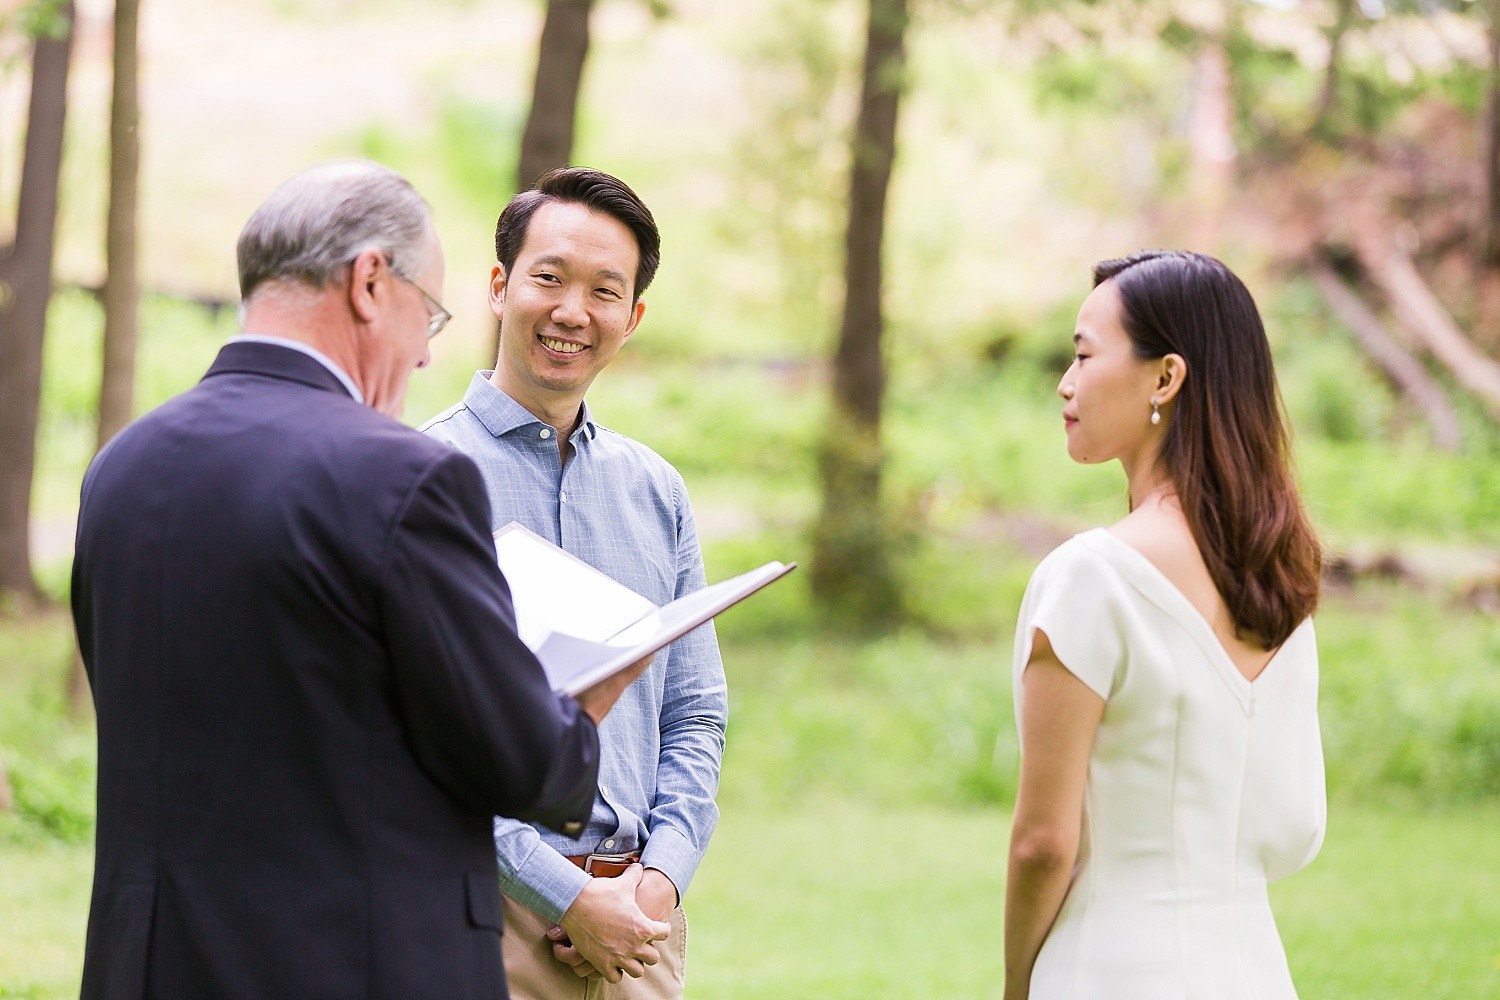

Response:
(1184, 1), (1237, 250)
(0, 0), (74, 613)
(69, 0), (144, 720)
(97, 0), (142, 455)
(1312, 0), (1360, 141)
(516, 0), (594, 193)
(722, 0), (850, 347)
(811, 0), (909, 626)
(1483, 0), (1500, 267)
(498, 1), (671, 361)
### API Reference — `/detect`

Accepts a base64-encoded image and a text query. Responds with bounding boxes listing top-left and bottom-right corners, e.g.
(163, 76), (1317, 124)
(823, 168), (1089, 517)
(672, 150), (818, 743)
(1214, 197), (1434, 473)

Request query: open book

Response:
(493, 521), (796, 695)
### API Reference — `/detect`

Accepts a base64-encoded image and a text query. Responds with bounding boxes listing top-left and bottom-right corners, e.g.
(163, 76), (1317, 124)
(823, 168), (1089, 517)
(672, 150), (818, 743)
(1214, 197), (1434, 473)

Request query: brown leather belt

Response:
(566, 851), (642, 878)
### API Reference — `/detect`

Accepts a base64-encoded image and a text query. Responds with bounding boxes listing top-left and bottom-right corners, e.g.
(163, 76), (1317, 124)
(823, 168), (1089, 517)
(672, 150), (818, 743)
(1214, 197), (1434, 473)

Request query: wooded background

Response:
(0, 2), (1496, 993)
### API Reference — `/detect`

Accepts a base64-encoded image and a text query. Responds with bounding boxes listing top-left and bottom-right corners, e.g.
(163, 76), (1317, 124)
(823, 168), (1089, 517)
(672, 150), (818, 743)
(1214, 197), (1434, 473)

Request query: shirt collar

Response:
(231, 334), (364, 403)
(461, 372), (597, 443)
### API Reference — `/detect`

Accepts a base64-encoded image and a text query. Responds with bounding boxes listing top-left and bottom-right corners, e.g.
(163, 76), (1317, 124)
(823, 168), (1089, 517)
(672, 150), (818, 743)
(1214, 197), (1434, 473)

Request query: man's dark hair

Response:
(494, 167), (661, 301)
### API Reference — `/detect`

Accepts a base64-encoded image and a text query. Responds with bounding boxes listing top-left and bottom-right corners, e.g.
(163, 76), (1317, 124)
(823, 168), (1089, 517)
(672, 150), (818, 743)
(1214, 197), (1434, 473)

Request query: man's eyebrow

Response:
(529, 254), (629, 287)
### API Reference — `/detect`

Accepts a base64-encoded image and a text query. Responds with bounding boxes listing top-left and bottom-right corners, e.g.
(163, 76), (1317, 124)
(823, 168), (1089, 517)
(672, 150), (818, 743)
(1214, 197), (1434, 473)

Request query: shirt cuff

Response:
(499, 841), (591, 924)
(639, 825), (703, 904)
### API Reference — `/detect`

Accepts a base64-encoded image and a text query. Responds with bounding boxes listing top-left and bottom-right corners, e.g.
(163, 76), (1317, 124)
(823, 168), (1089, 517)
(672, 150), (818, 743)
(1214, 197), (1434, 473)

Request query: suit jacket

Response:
(71, 341), (600, 1000)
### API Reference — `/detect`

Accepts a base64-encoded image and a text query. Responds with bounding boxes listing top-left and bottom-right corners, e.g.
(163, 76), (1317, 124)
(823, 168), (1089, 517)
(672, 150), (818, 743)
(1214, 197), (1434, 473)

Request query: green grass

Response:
(691, 801), (1500, 1000)
(1272, 804), (1500, 1000)
(687, 805), (1007, 1000)
(0, 841), (92, 999)
(4, 803), (1493, 999)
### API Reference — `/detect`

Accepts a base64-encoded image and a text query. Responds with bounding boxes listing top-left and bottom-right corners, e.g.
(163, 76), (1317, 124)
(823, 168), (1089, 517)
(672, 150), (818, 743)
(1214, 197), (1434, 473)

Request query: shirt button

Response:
(560, 491), (567, 502)
(539, 428), (552, 439)
(604, 839), (615, 849)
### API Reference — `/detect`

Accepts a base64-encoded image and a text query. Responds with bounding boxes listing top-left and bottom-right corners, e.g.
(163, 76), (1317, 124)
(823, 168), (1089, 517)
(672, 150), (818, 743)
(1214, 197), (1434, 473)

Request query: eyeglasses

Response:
(392, 269), (452, 340)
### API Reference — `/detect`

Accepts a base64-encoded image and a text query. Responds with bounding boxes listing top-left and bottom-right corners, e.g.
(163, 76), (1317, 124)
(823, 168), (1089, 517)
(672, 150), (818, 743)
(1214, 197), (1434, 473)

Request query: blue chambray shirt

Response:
(420, 374), (728, 923)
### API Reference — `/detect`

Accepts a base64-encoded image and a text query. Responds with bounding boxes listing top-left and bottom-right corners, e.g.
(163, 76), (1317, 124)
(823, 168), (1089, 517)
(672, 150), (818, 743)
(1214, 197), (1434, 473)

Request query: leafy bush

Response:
(4, 740), (94, 845)
(0, 616), (94, 846)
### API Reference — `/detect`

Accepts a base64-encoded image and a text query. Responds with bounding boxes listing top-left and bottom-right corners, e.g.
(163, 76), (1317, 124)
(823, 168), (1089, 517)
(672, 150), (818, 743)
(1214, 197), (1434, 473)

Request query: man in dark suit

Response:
(70, 161), (664, 1000)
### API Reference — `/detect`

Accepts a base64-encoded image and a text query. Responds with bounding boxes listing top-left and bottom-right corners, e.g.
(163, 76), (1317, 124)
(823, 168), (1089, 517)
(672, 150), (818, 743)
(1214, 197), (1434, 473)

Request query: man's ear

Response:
(1155, 353), (1187, 406)
(348, 249), (387, 324)
(621, 298), (646, 343)
(488, 265), (508, 320)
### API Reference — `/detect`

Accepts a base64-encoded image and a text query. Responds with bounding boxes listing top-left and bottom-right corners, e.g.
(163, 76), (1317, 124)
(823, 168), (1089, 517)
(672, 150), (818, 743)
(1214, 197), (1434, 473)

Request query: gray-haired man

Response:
(72, 161), (653, 1000)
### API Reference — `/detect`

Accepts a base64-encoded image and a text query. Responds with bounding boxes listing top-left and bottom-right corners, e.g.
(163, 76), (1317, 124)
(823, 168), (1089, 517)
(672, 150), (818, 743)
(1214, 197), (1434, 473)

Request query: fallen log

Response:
(1354, 239), (1500, 424)
(1308, 257), (1462, 451)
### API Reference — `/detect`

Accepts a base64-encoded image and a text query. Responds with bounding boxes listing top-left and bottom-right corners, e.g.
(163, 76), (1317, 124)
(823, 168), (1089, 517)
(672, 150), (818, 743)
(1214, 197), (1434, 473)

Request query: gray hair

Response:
(236, 160), (433, 302)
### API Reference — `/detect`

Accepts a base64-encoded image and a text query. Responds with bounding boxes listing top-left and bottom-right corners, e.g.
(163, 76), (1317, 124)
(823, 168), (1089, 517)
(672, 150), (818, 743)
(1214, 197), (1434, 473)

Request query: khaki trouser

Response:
(501, 895), (688, 1000)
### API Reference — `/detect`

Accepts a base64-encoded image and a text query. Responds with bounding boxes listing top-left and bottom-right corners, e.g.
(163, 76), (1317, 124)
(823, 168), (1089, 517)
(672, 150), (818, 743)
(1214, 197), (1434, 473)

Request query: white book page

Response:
(493, 523), (657, 648)
(608, 564), (791, 646)
(536, 561), (794, 694)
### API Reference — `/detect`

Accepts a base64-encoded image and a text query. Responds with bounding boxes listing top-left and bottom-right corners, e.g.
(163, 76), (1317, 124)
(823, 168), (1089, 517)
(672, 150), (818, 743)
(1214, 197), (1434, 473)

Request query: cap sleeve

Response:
(1012, 537), (1126, 703)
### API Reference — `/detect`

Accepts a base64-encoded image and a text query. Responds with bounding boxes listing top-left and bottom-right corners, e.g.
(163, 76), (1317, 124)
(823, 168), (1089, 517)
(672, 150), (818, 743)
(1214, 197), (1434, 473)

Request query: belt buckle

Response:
(582, 851), (636, 875)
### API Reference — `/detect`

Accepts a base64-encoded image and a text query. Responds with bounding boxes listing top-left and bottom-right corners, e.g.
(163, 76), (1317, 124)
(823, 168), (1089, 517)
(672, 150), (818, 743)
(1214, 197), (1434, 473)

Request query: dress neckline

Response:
(1078, 528), (1307, 706)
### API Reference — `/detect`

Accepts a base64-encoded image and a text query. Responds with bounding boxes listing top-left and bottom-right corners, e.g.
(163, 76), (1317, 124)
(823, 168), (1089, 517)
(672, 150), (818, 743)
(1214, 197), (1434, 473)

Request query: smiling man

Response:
(422, 168), (727, 999)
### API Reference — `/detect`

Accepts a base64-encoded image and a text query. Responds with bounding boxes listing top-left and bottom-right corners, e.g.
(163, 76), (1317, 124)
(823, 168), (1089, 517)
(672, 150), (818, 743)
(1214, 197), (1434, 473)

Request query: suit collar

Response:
(204, 340), (360, 400)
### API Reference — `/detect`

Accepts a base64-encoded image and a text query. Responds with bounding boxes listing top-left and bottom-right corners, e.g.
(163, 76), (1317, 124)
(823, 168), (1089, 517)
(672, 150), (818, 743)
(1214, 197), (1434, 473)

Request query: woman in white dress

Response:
(1004, 251), (1326, 1000)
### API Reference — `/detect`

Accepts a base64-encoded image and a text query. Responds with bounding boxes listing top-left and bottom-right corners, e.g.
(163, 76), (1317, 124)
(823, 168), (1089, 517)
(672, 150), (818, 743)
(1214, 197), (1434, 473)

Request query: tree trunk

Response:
(1481, 0), (1500, 267)
(497, 0), (593, 363)
(1355, 238), (1500, 424)
(1187, 32), (1235, 251)
(97, 0), (142, 453)
(0, 2), (76, 612)
(810, 0), (908, 625)
(517, 0), (593, 192)
(1311, 0), (1357, 142)
(1309, 257), (1462, 452)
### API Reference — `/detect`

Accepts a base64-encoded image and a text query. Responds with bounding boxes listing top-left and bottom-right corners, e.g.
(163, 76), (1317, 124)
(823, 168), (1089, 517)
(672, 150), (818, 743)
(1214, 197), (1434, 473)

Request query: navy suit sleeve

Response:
(379, 449), (598, 835)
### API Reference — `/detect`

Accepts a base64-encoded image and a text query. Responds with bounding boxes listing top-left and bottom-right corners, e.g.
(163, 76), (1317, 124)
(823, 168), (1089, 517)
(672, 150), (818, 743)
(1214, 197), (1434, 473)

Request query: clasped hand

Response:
(550, 864), (674, 983)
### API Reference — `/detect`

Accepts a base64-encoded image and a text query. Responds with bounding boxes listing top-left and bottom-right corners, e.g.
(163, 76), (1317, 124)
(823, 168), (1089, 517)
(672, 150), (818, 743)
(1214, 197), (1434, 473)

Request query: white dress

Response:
(1013, 529), (1325, 1000)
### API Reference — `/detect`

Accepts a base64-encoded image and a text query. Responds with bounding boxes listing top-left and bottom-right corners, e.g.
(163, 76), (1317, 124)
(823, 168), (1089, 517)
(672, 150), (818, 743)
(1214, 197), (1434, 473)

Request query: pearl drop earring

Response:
(1150, 398), (1161, 426)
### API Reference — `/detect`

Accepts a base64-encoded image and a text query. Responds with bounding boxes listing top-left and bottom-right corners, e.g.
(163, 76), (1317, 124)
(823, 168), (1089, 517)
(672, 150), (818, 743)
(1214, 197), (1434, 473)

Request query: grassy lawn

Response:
(4, 802), (1495, 999)
(0, 840), (92, 999)
(687, 802), (1500, 999)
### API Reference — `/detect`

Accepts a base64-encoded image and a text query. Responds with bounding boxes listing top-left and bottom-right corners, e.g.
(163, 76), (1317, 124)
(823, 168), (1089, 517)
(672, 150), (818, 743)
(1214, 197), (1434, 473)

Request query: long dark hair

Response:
(1093, 250), (1320, 649)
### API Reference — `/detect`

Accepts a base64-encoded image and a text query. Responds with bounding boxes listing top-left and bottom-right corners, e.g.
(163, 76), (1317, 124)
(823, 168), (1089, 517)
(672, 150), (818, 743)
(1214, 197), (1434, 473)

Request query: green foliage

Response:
(716, 0), (856, 351)
(1309, 12), (1490, 139)
(1316, 585), (1500, 803)
(34, 290), (236, 518)
(1224, 15), (1313, 140)
(434, 97), (524, 210)
(0, 0), (72, 45)
(0, 616), (92, 847)
(713, 630), (1015, 811)
(350, 90), (524, 223)
(2, 740), (93, 844)
(1031, 37), (1169, 118)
